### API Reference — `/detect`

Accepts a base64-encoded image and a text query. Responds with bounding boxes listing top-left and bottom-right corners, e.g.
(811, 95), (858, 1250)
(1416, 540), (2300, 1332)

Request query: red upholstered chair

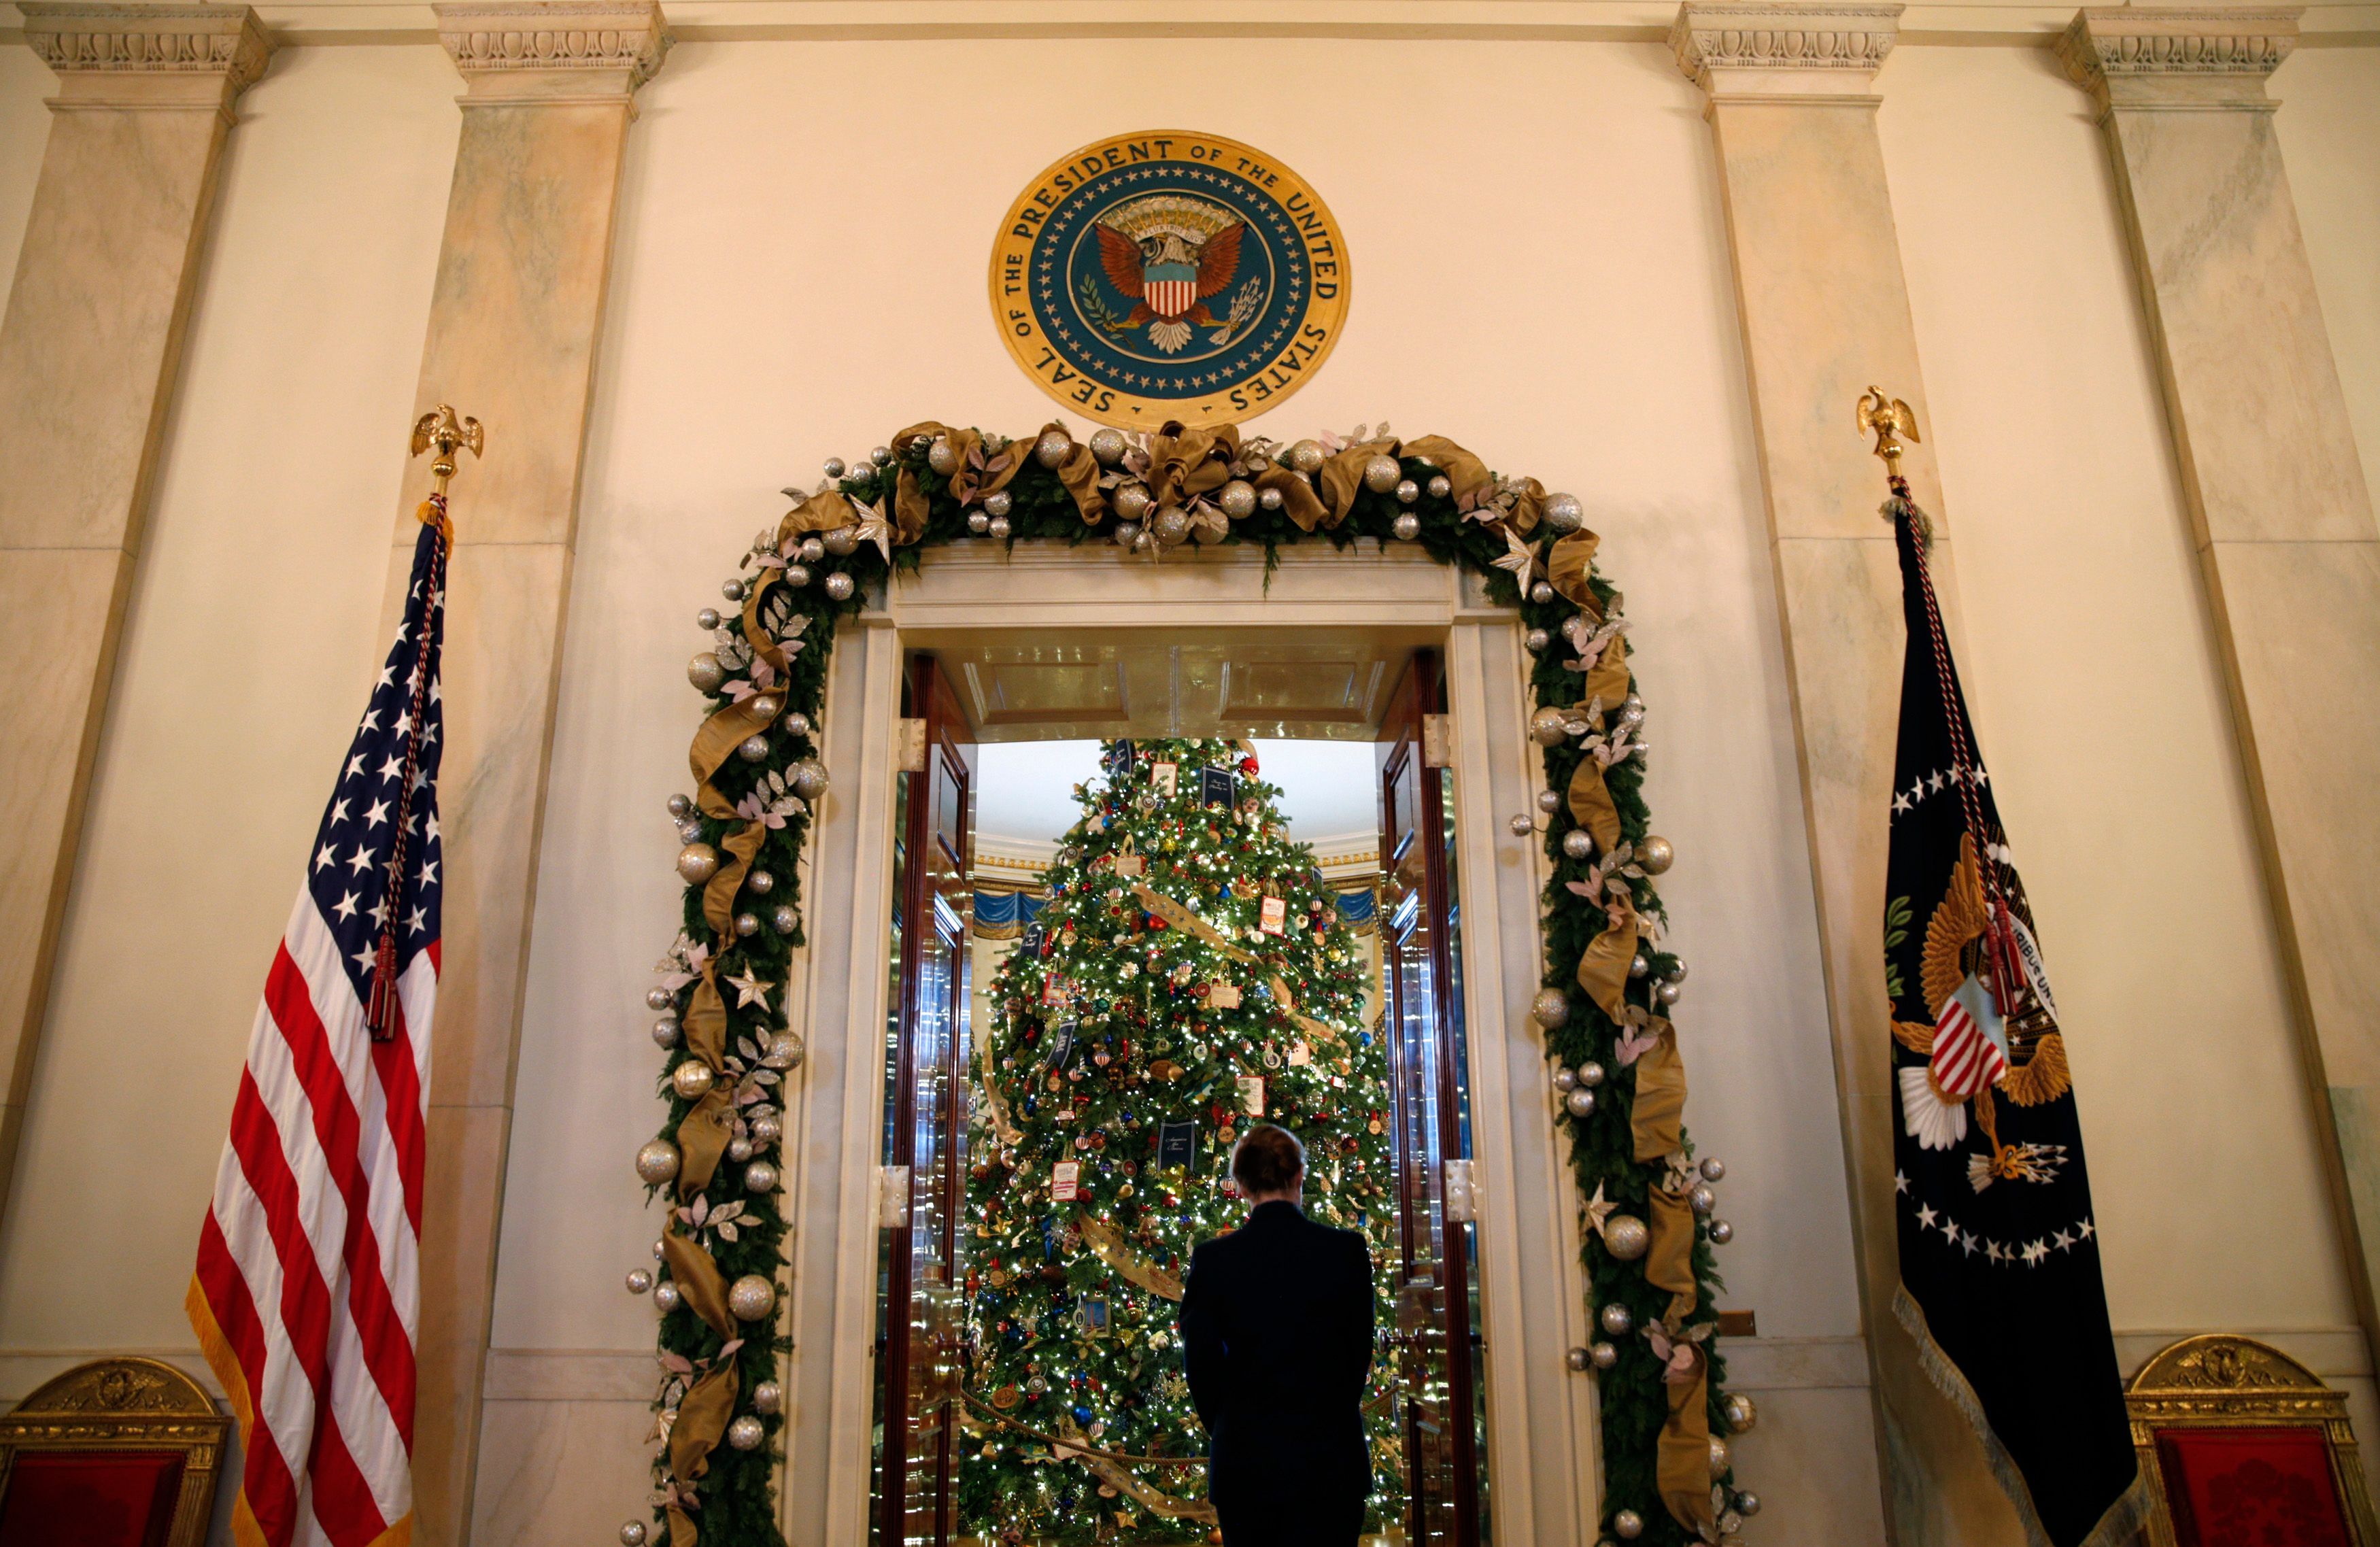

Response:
(0, 1359), (226, 1547)
(2128, 1335), (2378, 1547)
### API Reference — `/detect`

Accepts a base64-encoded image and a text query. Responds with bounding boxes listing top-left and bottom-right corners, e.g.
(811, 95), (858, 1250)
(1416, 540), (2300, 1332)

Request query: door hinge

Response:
(1421, 713), (1451, 769)
(878, 1164), (912, 1227)
(1443, 1159), (1478, 1223)
(898, 717), (928, 772)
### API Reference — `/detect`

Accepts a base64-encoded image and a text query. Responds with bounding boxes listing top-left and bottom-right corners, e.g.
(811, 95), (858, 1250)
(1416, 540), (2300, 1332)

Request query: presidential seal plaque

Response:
(991, 131), (1350, 428)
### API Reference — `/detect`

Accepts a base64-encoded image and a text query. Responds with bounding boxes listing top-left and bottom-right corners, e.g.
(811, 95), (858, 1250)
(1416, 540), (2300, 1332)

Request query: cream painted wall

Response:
(0, 45), (457, 1363)
(2275, 48), (2380, 506)
(1878, 44), (2375, 1425)
(0, 49), (50, 322)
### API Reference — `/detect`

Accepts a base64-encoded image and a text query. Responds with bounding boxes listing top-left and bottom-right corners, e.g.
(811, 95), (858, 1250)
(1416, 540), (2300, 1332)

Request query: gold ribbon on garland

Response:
(1145, 422), (1239, 509)
(662, 1229), (735, 1335)
(1400, 435), (1490, 508)
(666, 1361), (741, 1547)
(1254, 466), (1329, 531)
(1577, 897), (1638, 1018)
(1077, 1212), (1183, 1301)
(1318, 437), (1397, 524)
(1546, 526), (1603, 618)
(676, 1086), (736, 1198)
(1657, 1346), (1716, 1534)
(1567, 749), (1623, 855)
(1631, 1027), (1688, 1164)
(1045, 422), (1107, 523)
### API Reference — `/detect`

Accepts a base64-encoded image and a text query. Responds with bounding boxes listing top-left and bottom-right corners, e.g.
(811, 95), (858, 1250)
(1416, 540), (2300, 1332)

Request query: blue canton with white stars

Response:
(306, 523), (445, 1008)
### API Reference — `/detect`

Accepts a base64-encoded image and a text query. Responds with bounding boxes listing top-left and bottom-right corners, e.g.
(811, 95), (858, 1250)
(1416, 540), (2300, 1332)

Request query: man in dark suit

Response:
(1180, 1124), (1376, 1546)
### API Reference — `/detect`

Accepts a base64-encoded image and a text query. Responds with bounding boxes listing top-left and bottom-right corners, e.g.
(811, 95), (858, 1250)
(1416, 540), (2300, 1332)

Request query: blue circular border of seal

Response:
(991, 131), (1352, 429)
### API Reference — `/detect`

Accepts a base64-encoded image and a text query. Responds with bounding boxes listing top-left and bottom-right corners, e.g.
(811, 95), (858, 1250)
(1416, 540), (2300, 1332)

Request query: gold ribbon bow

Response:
(1546, 527), (1608, 622)
(666, 1361), (742, 1547)
(1146, 421), (1240, 509)
(1318, 437), (1397, 524)
(1400, 435), (1491, 509)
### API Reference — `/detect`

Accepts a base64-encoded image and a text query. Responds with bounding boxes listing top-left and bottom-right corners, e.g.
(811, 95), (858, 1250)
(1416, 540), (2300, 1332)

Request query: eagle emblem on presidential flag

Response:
(989, 131), (1350, 427)
(1091, 195), (1257, 354)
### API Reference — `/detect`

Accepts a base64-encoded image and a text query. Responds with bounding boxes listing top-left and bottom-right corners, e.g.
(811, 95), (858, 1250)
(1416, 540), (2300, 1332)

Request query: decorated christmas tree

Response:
(957, 738), (1401, 1543)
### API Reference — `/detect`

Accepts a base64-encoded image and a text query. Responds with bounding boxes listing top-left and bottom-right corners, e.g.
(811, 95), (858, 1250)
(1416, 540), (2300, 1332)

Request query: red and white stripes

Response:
(190, 897), (435, 1547)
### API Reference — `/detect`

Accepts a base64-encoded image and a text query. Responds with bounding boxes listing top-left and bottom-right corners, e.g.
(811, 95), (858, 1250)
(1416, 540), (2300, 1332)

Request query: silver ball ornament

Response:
(772, 904), (798, 934)
(926, 438), (959, 475)
(1710, 1435), (1733, 1478)
(1689, 1183), (1716, 1215)
(1112, 483), (1153, 522)
(986, 516), (1011, 542)
(634, 1138), (681, 1185)
(789, 759), (830, 800)
(1112, 521), (1142, 549)
(1395, 478), (1421, 505)
(784, 712), (811, 737)
(1427, 474), (1451, 499)
(799, 538), (824, 563)
(1656, 979), (1683, 1006)
(1035, 428), (1074, 469)
(821, 457), (845, 479)
(957, 509), (981, 534)
(676, 817), (704, 843)
(1508, 814), (1535, 836)
(1151, 505), (1192, 545)
(1579, 1060), (1605, 1087)
(1537, 788), (1563, 813)
(726, 1414), (766, 1451)
(768, 1033), (806, 1069)
(651, 1017), (680, 1048)
(752, 1380), (783, 1414)
(738, 734), (770, 763)
(1567, 1346), (1594, 1372)
(1552, 1065), (1578, 1091)
(750, 696), (783, 729)
(870, 446), (891, 467)
(677, 844), (719, 883)
(696, 607), (720, 631)
(782, 562), (811, 589)
(745, 1159), (779, 1193)
(688, 653), (726, 692)
(747, 869), (775, 895)
(750, 1114), (783, 1144)
(1591, 1341), (1618, 1370)
(651, 1280), (681, 1313)
(1219, 480), (1257, 520)
(647, 986), (675, 1010)
(1701, 1157), (1727, 1183)
(1362, 454), (1401, 493)
(1533, 988), (1571, 1028)
(1530, 706), (1571, 747)
(626, 1268), (654, 1295)
(728, 1274), (777, 1321)
(1599, 1302), (1634, 1336)
(735, 913), (760, 938)
(1565, 1087), (1599, 1119)
(1286, 439), (1325, 474)
(1392, 512), (1421, 541)
(1603, 1214), (1649, 1259)
(1735, 1491), (1761, 1518)
(1630, 953), (1650, 979)
(1614, 1510), (1644, 1540)
(821, 524), (859, 556)
(1667, 960), (1689, 983)
(1530, 580), (1557, 605)
(666, 792), (693, 818)
(1525, 628), (1550, 654)
(1543, 492), (1586, 533)
(671, 1061), (715, 1101)
(1637, 835), (1676, 874)
(1258, 488), (1284, 511)
(983, 488), (1013, 520)
(721, 578), (747, 602)
(823, 572), (855, 602)
(1708, 1219), (1735, 1245)
(1089, 428), (1127, 466)
(1724, 1392), (1759, 1433)
(621, 1522), (650, 1547)
(1563, 828), (1595, 860)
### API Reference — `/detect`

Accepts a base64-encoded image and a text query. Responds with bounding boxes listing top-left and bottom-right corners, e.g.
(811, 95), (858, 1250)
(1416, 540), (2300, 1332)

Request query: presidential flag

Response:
(1882, 483), (2143, 1547)
(188, 509), (449, 1547)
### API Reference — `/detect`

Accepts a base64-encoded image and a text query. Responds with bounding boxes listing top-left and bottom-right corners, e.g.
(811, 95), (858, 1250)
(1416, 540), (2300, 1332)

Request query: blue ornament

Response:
(1073, 1404), (1093, 1424)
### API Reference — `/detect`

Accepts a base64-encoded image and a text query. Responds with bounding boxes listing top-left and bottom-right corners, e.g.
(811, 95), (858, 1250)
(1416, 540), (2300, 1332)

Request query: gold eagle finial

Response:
(1856, 387), (1919, 479)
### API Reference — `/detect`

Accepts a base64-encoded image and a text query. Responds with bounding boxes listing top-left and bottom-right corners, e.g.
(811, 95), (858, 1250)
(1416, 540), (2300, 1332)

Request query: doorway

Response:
(779, 543), (1595, 1547)
(871, 632), (1491, 1546)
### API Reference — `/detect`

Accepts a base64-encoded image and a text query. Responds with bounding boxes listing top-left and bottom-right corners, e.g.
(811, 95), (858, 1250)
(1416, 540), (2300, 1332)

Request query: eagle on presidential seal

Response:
(1087, 194), (1266, 355)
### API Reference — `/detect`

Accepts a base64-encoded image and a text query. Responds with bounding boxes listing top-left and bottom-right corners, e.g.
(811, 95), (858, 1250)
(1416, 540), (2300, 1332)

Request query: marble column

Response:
(403, 6), (667, 1542)
(0, 4), (268, 1236)
(2060, 7), (2380, 1365)
(1671, 5), (2020, 1542)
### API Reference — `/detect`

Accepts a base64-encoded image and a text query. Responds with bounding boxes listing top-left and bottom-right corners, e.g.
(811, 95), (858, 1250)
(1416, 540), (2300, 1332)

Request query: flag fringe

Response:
(186, 1274), (275, 1547)
(1892, 1287), (2155, 1547)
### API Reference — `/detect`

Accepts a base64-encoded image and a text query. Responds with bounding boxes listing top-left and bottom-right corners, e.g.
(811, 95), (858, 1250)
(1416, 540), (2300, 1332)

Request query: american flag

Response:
(188, 512), (448, 1547)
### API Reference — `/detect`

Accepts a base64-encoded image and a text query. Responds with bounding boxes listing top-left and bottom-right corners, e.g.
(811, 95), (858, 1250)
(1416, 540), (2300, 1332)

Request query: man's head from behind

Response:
(1231, 1124), (1306, 1205)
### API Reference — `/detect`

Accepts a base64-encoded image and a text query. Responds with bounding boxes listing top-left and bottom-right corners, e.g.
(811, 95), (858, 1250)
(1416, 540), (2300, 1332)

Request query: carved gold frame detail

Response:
(2125, 1333), (2377, 1547)
(0, 1356), (229, 1547)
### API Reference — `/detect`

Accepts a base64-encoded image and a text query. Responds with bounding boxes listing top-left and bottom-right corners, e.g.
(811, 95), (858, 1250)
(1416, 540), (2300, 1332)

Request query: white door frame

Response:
(776, 541), (1600, 1547)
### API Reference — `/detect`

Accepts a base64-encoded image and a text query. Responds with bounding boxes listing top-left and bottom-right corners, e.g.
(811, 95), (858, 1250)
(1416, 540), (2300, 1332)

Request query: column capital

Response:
(2057, 7), (2301, 111)
(1669, 1), (1903, 102)
(19, 3), (269, 110)
(432, 1), (672, 104)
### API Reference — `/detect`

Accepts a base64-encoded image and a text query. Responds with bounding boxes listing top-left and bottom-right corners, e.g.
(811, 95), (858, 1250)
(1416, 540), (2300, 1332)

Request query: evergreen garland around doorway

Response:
(629, 420), (1756, 1547)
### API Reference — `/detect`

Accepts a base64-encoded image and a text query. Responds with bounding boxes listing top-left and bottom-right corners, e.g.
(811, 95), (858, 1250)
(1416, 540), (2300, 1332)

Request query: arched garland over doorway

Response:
(630, 420), (1756, 1547)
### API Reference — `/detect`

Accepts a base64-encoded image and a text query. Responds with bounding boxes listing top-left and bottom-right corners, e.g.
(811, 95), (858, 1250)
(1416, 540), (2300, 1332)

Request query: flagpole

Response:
(362, 405), (480, 1040)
